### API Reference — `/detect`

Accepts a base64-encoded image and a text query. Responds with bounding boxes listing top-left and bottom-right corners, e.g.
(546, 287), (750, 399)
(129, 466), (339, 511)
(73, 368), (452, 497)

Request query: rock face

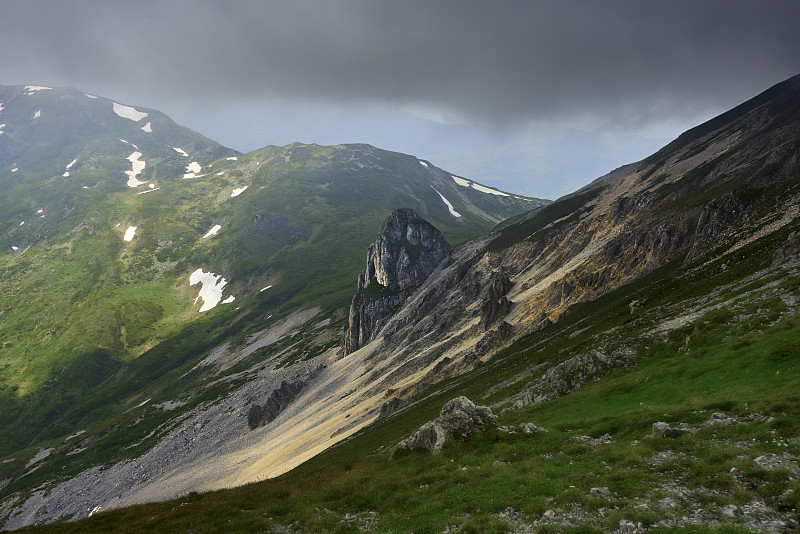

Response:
(394, 396), (496, 454)
(343, 208), (452, 354)
(247, 380), (305, 431)
(478, 273), (514, 329)
(774, 231), (800, 265)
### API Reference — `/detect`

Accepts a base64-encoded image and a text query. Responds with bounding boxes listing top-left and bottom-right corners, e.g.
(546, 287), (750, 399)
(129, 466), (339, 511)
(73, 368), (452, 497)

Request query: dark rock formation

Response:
(629, 299), (647, 314)
(343, 208), (451, 354)
(774, 231), (800, 265)
(247, 380), (305, 431)
(379, 396), (405, 419)
(478, 273), (514, 329)
(393, 396), (496, 455)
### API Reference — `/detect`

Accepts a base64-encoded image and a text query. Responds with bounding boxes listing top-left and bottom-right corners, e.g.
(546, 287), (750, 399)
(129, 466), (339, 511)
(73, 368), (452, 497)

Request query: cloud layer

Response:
(1, 0), (798, 128)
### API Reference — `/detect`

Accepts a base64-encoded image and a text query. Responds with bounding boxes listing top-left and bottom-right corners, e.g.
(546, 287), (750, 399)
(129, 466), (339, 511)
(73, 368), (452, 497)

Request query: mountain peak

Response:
(343, 208), (451, 354)
(366, 207), (451, 289)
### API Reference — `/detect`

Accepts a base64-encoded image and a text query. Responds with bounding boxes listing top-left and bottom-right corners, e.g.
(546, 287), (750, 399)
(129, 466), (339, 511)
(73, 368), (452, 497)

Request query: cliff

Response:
(342, 208), (452, 354)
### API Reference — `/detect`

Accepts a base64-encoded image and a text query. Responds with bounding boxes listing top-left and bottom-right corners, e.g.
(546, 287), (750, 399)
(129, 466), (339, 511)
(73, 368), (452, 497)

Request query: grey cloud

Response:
(1, 0), (799, 127)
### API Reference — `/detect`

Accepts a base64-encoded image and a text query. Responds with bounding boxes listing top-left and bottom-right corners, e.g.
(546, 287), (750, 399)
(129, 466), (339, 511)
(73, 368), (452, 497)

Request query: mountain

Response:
(33, 71), (793, 532)
(4, 73), (797, 532)
(0, 84), (546, 530)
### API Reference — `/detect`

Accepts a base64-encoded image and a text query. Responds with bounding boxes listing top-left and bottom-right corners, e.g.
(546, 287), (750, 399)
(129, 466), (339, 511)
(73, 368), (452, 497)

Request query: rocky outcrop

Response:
(520, 347), (637, 406)
(479, 273), (514, 329)
(343, 208), (451, 354)
(774, 231), (800, 265)
(247, 380), (305, 431)
(394, 396), (496, 455)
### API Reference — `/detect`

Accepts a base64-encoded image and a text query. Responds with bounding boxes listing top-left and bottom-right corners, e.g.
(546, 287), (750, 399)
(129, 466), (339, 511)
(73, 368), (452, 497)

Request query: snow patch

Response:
(24, 86), (51, 95)
(123, 226), (137, 242)
(221, 295), (235, 304)
(419, 160), (429, 167)
(0, 103), (4, 112)
(65, 430), (85, 442)
(471, 183), (510, 197)
(11, 167), (18, 173)
(231, 186), (248, 197)
(202, 224), (222, 239)
(11, 246), (18, 251)
(189, 268), (231, 312)
(140, 121), (152, 133)
(226, 156), (238, 161)
(173, 147), (189, 157)
(125, 152), (147, 187)
(452, 175), (471, 187)
(33, 110), (41, 119)
(84, 94), (97, 99)
(183, 161), (202, 178)
(432, 187), (461, 217)
(63, 158), (76, 178)
(113, 102), (148, 122)
(19, 221), (24, 226)
(25, 448), (52, 468)
(0, 123), (6, 135)
(260, 285), (273, 292)
(36, 209), (43, 214)
(137, 187), (160, 195)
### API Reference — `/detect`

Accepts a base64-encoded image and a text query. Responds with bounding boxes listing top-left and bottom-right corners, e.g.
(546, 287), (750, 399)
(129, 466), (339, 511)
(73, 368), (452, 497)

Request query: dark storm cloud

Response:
(1, 0), (799, 126)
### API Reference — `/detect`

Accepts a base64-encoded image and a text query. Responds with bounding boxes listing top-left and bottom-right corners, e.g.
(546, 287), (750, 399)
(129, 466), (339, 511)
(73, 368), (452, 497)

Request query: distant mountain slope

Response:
(0, 84), (234, 246)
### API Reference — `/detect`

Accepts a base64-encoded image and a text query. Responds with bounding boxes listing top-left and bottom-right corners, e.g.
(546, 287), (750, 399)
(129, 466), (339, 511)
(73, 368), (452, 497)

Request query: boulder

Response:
(394, 396), (496, 454)
(651, 422), (678, 438)
(705, 412), (734, 425)
(520, 422), (548, 434)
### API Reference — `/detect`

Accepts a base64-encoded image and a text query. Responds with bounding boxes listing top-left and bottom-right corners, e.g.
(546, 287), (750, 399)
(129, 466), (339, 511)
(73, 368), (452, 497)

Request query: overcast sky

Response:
(1, 0), (798, 197)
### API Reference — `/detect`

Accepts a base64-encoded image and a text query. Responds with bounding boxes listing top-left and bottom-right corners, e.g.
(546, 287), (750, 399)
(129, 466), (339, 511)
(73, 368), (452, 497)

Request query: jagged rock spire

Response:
(343, 208), (451, 355)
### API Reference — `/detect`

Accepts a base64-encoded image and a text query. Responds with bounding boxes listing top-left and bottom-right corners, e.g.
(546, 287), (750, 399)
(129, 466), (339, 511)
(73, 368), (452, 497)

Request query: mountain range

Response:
(1, 74), (799, 533)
